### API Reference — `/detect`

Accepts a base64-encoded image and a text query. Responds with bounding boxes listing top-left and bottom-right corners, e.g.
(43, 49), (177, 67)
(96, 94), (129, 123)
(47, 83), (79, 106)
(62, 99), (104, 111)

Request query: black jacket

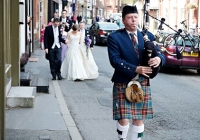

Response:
(84, 29), (94, 48)
(44, 25), (65, 50)
(60, 16), (72, 32)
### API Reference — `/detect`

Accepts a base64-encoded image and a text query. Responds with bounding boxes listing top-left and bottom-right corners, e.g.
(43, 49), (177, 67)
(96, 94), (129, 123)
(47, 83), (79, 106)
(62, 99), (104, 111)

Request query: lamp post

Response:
(62, 0), (68, 10)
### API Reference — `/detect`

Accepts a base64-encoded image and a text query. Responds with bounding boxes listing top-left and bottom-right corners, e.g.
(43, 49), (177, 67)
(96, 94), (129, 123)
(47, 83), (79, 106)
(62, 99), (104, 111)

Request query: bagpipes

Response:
(139, 0), (182, 78)
(140, 28), (160, 79)
(139, 0), (160, 79)
(142, 0), (182, 60)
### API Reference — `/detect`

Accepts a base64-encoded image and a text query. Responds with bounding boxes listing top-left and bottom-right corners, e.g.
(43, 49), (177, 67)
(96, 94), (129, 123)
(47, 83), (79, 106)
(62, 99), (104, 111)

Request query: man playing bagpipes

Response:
(107, 5), (166, 140)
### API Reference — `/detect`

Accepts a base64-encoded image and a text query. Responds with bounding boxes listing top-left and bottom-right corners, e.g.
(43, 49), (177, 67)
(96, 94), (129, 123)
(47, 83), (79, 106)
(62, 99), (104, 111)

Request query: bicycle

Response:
(163, 20), (199, 55)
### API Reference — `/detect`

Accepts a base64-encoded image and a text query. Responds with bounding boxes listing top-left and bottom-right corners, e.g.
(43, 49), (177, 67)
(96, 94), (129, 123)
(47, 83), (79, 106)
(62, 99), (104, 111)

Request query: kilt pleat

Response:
(113, 83), (153, 120)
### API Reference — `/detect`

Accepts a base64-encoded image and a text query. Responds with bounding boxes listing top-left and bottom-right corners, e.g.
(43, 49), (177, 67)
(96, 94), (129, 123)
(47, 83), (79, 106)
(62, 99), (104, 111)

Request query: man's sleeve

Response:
(44, 27), (48, 49)
(89, 30), (94, 47)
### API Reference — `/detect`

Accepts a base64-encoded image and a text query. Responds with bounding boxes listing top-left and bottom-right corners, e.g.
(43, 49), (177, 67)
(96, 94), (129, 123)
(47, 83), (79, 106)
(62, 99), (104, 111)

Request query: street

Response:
(2, 0), (200, 139)
(59, 44), (200, 140)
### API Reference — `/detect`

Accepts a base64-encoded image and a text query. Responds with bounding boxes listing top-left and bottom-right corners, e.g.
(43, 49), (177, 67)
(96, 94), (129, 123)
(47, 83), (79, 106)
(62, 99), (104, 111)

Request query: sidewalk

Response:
(6, 48), (77, 140)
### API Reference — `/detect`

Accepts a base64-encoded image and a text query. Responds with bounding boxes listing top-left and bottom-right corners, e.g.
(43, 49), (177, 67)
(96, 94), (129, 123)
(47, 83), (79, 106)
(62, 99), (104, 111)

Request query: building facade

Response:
(135, 0), (199, 33)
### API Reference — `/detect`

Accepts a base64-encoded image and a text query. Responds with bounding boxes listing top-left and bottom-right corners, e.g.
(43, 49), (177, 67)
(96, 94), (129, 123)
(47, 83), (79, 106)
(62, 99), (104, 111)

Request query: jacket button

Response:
(121, 63), (123, 65)
(128, 67), (130, 69)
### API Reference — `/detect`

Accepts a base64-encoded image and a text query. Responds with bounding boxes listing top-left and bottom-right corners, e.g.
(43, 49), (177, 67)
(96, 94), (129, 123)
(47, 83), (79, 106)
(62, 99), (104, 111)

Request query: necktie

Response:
(130, 33), (139, 58)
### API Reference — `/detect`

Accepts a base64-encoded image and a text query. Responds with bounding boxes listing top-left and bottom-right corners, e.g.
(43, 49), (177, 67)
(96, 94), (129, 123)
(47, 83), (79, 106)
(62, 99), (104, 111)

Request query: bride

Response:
(61, 24), (87, 81)
(79, 22), (99, 79)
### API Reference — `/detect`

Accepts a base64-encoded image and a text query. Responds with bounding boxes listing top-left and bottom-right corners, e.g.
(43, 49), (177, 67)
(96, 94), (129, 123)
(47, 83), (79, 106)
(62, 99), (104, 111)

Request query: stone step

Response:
(6, 87), (36, 108)
(20, 72), (33, 86)
(30, 77), (49, 93)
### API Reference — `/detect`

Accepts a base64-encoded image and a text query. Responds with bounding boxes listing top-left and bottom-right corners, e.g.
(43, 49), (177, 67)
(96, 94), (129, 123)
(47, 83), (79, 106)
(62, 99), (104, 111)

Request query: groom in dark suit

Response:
(79, 22), (94, 49)
(44, 18), (66, 80)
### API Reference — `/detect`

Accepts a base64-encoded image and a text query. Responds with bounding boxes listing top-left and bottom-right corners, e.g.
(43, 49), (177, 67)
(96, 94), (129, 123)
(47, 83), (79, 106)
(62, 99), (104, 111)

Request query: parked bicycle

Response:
(163, 20), (199, 55)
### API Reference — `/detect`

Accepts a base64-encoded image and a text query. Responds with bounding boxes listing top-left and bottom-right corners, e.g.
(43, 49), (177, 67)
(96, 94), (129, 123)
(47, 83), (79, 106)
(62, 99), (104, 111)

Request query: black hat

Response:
(122, 5), (138, 17)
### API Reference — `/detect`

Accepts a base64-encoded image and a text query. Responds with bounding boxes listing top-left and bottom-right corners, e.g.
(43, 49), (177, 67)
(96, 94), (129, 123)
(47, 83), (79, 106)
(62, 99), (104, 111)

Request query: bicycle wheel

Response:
(163, 34), (185, 55)
(155, 33), (165, 43)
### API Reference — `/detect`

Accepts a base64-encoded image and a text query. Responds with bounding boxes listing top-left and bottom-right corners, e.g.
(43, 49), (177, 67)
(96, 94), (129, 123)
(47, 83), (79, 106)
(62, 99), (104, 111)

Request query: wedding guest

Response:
(60, 10), (72, 32)
(40, 23), (46, 50)
(79, 22), (99, 79)
(60, 25), (68, 62)
(48, 18), (54, 26)
(73, 14), (77, 24)
(77, 14), (82, 23)
(27, 16), (32, 42)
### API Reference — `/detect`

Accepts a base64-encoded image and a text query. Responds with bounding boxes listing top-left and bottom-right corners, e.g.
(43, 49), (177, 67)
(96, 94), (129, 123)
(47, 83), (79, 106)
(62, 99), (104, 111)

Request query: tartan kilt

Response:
(113, 83), (153, 120)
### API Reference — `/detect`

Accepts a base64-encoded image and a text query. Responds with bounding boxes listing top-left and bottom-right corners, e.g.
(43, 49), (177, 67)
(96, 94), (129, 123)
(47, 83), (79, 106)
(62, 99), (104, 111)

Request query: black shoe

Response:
(74, 79), (81, 81)
(57, 74), (63, 80)
(52, 77), (56, 80)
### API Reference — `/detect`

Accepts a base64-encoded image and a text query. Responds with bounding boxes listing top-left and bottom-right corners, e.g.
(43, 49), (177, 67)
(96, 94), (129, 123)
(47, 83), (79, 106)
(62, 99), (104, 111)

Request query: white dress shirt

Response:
(52, 25), (61, 49)
(61, 18), (66, 23)
(80, 29), (85, 43)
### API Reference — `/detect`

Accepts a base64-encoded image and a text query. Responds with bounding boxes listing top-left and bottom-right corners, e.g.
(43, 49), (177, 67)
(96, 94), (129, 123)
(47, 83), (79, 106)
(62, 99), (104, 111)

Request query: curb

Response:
(52, 81), (83, 140)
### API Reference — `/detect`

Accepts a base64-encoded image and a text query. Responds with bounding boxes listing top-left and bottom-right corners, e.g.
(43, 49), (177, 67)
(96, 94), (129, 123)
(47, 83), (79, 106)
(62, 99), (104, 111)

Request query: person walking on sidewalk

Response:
(61, 24), (68, 62)
(44, 18), (67, 80)
(40, 23), (46, 50)
(107, 5), (166, 140)
(77, 14), (82, 23)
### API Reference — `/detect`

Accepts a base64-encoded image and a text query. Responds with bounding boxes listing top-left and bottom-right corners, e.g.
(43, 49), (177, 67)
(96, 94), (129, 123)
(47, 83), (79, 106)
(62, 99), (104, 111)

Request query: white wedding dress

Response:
(61, 34), (87, 80)
(79, 42), (99, 79)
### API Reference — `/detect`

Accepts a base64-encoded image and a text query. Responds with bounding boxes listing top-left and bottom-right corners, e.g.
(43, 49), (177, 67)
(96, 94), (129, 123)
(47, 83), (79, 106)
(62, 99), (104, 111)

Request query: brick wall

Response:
(33, 0), (39, 41)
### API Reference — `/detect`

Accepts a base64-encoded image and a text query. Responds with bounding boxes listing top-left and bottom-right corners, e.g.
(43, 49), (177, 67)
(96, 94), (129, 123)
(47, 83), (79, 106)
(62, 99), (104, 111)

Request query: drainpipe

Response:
(0, 0), (6, 138)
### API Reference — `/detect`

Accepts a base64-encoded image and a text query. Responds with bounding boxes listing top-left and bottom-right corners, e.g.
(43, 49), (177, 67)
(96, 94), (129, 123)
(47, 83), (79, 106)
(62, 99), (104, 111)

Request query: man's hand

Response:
(65, 23), (69, 27)
(135, 66), (152, 78)
(148, 56), (161, 68)
(45, 49), (48, 54)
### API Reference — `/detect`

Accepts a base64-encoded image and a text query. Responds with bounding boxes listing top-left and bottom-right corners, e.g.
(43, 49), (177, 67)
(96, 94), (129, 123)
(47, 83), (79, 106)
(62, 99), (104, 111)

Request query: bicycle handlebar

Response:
(180, 19), (187, 24)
